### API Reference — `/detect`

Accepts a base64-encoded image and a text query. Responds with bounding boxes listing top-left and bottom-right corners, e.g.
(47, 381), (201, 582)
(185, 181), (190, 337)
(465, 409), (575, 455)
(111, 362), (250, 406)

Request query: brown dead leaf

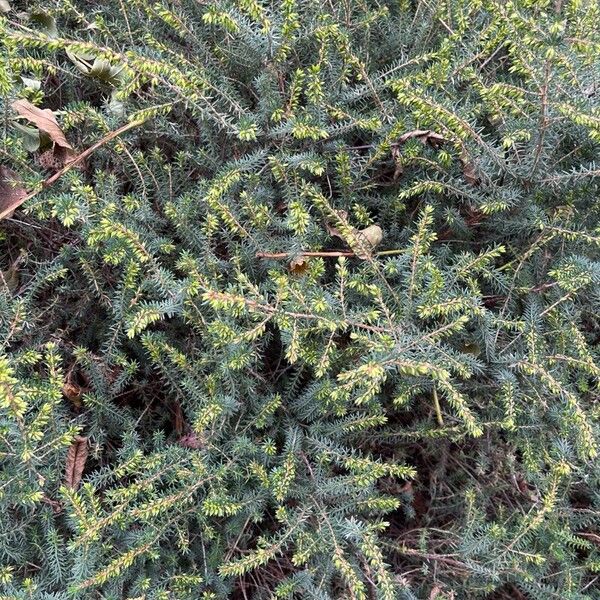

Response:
(62, 366), (89, 408)
(429, 585), (443, 600)
(399, 480), (429, 520)
(0, 166), (27, 220)
(0, 266), (19, 293)
(289, 255), (310, 276)
(62, 381), (83, 406)
(65, 435), (88, 488)
(325, 210), (383, 260)
(324, 209), (348, 240)
(0, 250), (25, 293)
(460, 152), (479, 186)
(397, 129), (447, 149)
(392, 146), (404, 181)
(515, 474), (539, 502)
(173, 399), (184, 436)
(462, 160), (479, 185)
(353, 224), (383, 259)
(12, 99), (72, 150)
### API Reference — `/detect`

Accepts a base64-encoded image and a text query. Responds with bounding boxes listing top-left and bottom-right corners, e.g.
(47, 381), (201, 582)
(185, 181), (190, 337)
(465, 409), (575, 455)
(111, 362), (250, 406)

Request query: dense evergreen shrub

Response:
(1, 0), (600, 598)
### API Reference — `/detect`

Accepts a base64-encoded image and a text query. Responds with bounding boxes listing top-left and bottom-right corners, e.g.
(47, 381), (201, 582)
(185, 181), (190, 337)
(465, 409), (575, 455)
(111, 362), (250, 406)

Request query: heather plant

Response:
(1, 1), (600, 599)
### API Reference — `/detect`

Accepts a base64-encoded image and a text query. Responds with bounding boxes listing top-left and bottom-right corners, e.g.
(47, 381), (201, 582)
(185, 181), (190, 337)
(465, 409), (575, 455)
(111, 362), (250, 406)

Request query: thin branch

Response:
(256, 249), (404, 259)
(432, 386), (444, 427)
(0, 119), (146, 220)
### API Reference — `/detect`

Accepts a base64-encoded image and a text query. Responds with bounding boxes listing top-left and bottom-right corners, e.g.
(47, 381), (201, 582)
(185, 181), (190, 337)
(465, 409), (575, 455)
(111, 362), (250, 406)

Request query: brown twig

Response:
(385, 544), (470, 571)
(256, 249), (403, 260)
(528, 61), (551, 180)
(257, 251), (355, 259)
(0, 119), (146, 220)
(578, 531), (600, 545)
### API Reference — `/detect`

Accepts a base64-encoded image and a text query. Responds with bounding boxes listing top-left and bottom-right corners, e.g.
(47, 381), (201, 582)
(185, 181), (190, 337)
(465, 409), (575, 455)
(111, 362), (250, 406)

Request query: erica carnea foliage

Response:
(1, 0), (600, 598)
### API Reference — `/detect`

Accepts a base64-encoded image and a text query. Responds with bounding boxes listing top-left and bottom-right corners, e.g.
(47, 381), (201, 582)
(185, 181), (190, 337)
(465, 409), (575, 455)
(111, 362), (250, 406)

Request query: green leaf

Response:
(66, 50), (95, 74)
(107, 90), (126, 118)
(12, 122), (41, 152)
(30, 11), (58, 38)
(20, 77), (41, 91)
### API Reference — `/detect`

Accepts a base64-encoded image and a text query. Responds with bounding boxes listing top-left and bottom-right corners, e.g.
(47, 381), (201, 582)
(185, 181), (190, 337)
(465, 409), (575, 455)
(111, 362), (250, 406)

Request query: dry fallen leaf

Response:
(65, 435), (88, 489)
(349, 224), (383, 259)
(515, 474), (539, 502)
(0, 266), (19, 293)
(62, 367), (89, 407)
(324, 209), (349, 240)
(357, 224), (383, 249)
(429, 585), (443, 600)
(62, 381), (83, 406)
(391, 145), (404, 180)
(172, 399), (184, 436)
(0, 250), (25, 293)
(0, 166), (27, 220)
(289, 255), (310, 276)
(462, 160), (478, 186)
(325, 210), (383, 259)
(397, 129), (447, 148)
(460, 152), (479, 186)
(12, 99), (72, 150)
